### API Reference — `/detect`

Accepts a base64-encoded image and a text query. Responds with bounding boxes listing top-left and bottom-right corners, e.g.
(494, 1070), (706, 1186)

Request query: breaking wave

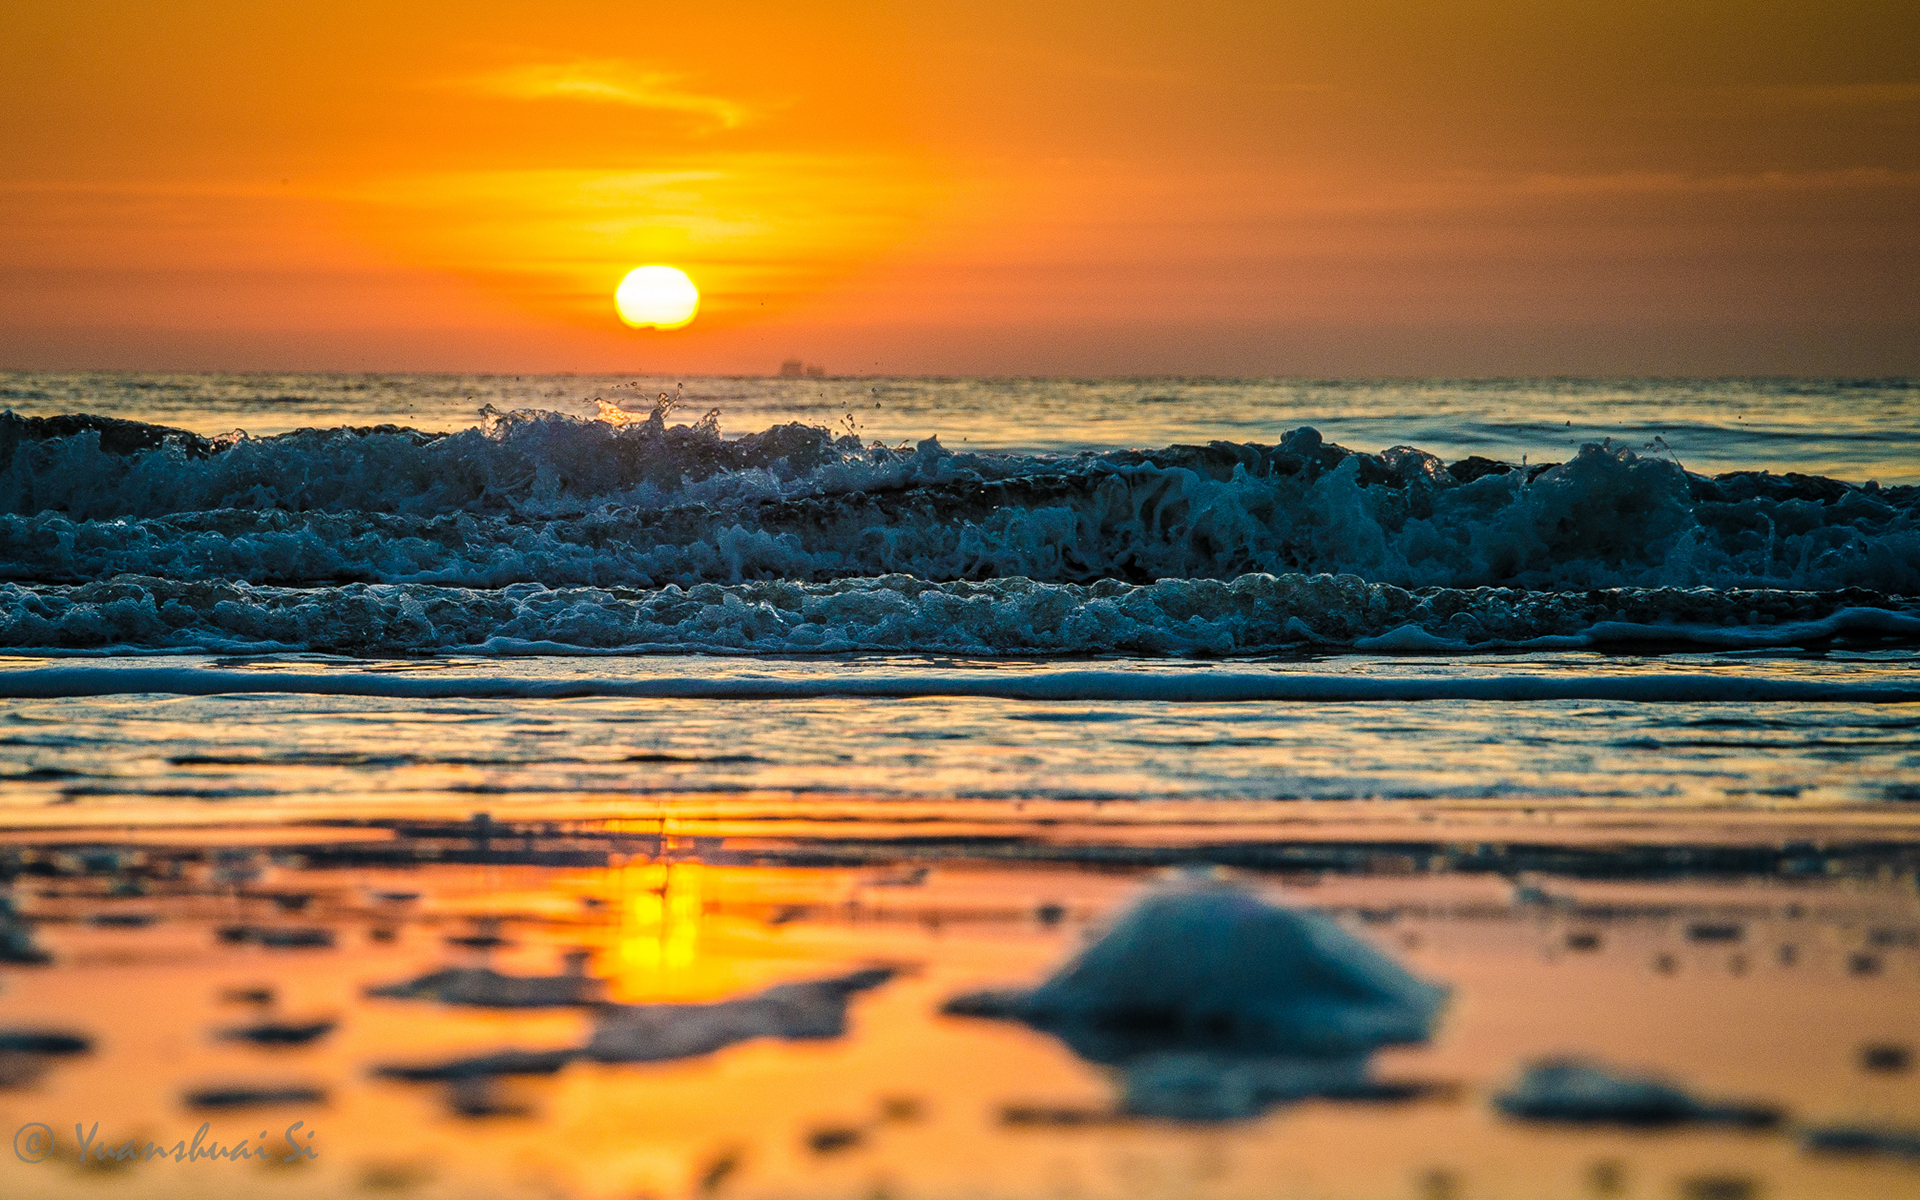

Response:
(0, 404), (1914, 655)
(1, 575), (1915, 656)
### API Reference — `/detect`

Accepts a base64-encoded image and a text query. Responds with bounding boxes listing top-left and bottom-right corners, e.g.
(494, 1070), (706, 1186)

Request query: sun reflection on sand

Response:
(609, 861), (704, 996)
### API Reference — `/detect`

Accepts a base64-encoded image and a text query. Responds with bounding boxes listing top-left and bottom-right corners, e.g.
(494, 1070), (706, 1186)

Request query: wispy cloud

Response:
(452, 61), (751, 129)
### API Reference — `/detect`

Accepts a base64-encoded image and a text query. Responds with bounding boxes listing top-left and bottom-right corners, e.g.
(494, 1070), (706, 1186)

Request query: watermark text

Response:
(13, 1121), (318, 1165)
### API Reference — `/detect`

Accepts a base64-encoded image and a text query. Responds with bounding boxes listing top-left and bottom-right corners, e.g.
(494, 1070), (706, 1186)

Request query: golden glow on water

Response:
(608, 861), (705, 995)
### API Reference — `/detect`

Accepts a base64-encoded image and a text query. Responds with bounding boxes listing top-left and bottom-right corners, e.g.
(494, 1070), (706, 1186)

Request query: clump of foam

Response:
(944, 875), (1447, 1057)
(944, 875), (1449, 1119)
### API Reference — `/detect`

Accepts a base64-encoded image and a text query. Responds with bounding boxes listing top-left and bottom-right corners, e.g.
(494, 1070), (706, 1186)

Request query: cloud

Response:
(453, 61), (750, 129)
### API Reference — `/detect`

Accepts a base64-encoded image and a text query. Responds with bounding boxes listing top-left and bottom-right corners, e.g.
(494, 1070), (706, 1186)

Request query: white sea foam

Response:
(0, 575), (1913, 656)
(2, 409), (1915, 596)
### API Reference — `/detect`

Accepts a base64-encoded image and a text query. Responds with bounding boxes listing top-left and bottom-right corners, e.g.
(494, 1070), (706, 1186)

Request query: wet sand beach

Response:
(0, 806), (1915, 1200)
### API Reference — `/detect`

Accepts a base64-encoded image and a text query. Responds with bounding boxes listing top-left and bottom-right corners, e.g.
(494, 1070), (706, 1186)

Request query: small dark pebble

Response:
(1861, 1043), (1911, 1073)
(1680, 1176), (1756, 1200)
(1000, 1105), (1123, 1127)
(255, 927), (333, 948)
(696, 1148), (742, 1194)
(373, 1048), (577, 1081)
(184, 1085), (326, 1110)
(87, 912), (160, 928)
(219, 1020), (337, 1047)
(4, 767), (83, 781)
(1849, 952), (1882, 976)
(1035, 902), (1066, 927)
(446, 917), (511, 950)
(1565, 932), (1601, 952)
(1418, 1168), (1461, 1200)
(1586, 1159), (1625, 1196)
(1803, 1124), (1920, 1159)
(805, 1126), (864, 1154)
(218, 926), (334, 949)
(864, 866), (928, 887)
(0, 1053), (51, 1090)
(220, 986), (275, 1006)
(1687, 923), (1743, 944)
(0, 1030), (91, 1055)
(446, 1076), (530, 1119)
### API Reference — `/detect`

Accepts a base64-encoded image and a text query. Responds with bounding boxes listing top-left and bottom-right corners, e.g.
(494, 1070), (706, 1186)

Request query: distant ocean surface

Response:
(5, 372), (1919, 481)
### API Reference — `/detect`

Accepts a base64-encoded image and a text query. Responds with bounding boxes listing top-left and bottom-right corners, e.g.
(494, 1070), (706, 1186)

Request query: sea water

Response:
(0, 375), (1915, 1200)
(0, 372), (1915, 809)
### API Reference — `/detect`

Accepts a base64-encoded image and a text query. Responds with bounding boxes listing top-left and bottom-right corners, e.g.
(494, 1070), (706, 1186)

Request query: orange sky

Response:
(3, 1), (1917, 375)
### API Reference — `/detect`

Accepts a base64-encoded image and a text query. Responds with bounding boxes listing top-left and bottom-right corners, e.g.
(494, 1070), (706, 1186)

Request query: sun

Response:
(614, 265), (700, 329)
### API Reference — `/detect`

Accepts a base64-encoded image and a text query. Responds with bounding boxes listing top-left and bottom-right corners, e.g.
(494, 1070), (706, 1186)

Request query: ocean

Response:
(0, 374), (1914, 1200)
